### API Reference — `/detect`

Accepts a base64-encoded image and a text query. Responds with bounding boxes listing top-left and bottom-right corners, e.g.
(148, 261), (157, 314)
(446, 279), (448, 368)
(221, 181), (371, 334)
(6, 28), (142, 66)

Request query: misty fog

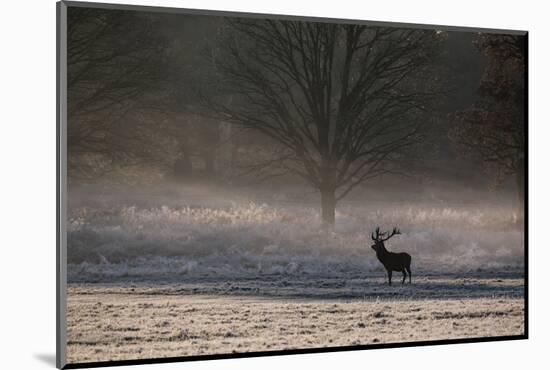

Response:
(66, 8), (525, 283)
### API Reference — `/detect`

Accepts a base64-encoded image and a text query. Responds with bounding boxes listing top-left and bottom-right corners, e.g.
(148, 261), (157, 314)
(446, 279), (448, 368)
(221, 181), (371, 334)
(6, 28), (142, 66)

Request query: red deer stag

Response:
(371, 227), (411, 285)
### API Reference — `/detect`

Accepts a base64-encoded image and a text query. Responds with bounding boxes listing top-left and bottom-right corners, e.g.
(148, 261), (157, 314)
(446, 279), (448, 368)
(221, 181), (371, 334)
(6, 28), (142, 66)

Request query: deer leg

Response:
(406, 266), (412, 284)
(387, 270), (392, 286)
(402, 270), (407, 284)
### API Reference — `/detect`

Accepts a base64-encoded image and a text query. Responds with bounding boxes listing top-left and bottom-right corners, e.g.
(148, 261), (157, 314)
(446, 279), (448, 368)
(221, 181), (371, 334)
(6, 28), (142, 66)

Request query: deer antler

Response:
(371, 227), (388, 242)
(371, 226), (382, 241)
(380, 227), (401, 242)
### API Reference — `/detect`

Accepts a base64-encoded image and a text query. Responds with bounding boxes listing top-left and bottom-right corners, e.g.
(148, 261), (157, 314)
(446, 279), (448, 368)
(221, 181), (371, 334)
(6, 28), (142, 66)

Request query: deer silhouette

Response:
(371, 227), (411, 285)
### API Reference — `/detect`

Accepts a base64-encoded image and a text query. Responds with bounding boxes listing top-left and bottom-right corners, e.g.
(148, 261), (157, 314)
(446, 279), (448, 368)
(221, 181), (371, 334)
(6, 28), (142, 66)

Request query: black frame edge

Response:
(523, 32), (529, 339)
(61, 0), (527, 35)
(62, 335), (527, 369)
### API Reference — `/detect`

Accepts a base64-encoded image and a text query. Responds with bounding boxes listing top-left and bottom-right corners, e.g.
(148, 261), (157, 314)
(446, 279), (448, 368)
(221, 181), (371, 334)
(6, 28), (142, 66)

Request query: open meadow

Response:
(66, 185), (525, 363)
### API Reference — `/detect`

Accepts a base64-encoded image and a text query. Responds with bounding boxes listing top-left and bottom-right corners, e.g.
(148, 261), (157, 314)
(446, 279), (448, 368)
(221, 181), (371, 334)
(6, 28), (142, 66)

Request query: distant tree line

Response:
(66, 8), (526, 224)
(451, 34), (525, 210)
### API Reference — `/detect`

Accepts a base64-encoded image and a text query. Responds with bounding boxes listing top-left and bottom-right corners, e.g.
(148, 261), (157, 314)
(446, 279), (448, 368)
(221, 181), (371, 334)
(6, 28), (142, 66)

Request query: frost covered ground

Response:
(65, 184), (525, 364)
(67, 185), (524, 281)
(66, 277), (524, 363)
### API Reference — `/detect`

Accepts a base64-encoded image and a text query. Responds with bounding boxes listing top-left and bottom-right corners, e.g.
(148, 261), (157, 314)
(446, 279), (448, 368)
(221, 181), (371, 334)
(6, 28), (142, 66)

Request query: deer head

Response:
(371, 227), (401, 252)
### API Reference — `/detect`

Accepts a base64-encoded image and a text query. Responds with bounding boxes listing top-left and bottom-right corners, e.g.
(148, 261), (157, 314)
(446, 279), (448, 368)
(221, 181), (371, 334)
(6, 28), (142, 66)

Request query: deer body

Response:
(371, 227), (412, 285)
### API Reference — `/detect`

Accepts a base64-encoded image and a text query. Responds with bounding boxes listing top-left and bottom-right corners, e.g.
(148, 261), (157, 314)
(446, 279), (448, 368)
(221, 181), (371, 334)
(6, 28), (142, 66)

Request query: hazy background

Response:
(66, 7), (525, 283)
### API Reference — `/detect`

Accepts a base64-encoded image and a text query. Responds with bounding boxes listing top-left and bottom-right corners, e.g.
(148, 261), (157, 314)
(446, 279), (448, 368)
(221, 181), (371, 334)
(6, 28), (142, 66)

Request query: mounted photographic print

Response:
(56, 1), (527, 368)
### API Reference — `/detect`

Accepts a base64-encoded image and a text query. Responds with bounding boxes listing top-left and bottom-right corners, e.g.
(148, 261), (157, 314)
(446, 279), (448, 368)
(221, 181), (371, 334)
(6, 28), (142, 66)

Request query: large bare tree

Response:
(209, 20), (443, 225)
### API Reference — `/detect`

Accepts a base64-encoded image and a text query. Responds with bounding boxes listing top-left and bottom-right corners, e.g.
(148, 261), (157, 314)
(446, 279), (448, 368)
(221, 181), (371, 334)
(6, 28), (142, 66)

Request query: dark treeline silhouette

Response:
(66, 7), (526, 225)
(451, 34), (526, 209)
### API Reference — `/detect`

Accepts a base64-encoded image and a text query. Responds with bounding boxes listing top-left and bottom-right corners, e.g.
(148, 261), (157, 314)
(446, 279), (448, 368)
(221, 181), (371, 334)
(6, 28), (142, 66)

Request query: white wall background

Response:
(1, 0), (547, 368)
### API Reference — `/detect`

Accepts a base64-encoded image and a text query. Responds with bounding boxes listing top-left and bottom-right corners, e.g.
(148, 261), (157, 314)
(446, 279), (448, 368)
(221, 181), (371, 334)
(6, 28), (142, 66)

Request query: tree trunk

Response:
(174, 138), (192, 181)
(321, 187), (336, 226)
(217, 121), (232, 181)
(204, 150), (215, 176)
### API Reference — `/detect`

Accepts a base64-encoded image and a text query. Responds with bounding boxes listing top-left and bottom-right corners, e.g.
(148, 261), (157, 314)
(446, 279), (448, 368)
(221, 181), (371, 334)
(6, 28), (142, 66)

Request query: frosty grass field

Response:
(66, 185), (525, 363)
